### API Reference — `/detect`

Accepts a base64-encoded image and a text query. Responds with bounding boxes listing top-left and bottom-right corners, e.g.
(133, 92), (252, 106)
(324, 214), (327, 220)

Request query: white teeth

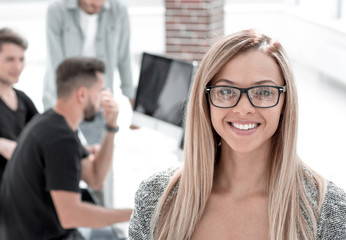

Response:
(232, 123), (258, 130)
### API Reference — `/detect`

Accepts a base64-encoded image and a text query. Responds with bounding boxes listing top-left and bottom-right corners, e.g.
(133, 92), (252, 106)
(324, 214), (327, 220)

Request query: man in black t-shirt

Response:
(0, 28), (38, 181)
(0, 57), (132, 239)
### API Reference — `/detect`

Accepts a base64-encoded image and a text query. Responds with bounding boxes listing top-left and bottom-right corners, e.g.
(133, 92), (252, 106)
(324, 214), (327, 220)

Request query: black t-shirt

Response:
(0, 110), (88, 240)
(0, 88), (38, 180)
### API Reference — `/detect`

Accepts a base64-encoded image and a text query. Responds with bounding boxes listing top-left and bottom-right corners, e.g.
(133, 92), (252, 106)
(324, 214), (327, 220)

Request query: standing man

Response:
(43, 0), (135, 144)
(0, 57), (132, 240)
(0, 28), (38, 181)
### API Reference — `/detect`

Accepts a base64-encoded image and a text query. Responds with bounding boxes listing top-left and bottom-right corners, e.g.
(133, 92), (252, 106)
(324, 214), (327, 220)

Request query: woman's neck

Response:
(213, 142), (271, 198)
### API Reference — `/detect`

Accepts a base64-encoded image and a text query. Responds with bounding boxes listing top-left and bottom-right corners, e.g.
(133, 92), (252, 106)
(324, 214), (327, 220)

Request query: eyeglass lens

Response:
(210, 86), (280, 108)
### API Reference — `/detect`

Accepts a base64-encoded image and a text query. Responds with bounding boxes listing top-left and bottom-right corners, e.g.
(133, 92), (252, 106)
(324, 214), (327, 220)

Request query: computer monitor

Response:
(134, 52), (194, 126)
(132, 52), (195, 147)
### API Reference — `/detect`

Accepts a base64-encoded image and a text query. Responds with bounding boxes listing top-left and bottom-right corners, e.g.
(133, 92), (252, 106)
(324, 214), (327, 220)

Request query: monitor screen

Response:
(134, 52), (194, 127)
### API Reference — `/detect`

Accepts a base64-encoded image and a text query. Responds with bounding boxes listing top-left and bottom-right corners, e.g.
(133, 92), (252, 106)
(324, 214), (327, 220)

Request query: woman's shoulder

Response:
(129, 167), (180, 239)
(322, 181), (346, 214)
(317, 181), (346, 239)
(325, 181), (346, 201)
(135, 167), (179, 203)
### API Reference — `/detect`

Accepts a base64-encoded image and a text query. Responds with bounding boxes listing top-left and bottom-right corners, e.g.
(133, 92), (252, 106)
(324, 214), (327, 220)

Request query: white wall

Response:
(224, 3), (346, 85)
(1, 1), (345, 190)
(225, 3), (346, 190)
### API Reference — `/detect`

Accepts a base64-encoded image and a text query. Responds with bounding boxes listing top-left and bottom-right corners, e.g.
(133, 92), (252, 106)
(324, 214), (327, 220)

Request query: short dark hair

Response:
(0, 28), (28, 51)
(56, 57), (105, 98)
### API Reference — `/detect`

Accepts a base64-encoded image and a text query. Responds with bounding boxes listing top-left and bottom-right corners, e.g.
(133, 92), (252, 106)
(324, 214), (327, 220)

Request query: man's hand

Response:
(84, 144), (101, 155)
(129, 98), (135, 109)
(0, 138), (17, 160)
(81, 90), (118, 190)
(101, 89), (119, 128)
(129, 98), (140, 129)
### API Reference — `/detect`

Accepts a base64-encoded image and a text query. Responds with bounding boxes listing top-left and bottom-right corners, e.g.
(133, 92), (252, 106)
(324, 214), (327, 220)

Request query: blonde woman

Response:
(128, 29), (346, 240)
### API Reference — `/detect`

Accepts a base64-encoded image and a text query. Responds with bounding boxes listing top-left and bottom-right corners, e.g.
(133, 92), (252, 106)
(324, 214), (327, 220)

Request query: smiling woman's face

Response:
(209, 49), (285, 154)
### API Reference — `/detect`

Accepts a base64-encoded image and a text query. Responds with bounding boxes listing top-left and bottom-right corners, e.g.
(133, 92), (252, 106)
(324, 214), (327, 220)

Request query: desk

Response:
(111, 127), (183, 238)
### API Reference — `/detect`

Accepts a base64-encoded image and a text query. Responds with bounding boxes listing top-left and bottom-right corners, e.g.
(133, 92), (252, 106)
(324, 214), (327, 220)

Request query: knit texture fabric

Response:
(129, 168), (346, 239)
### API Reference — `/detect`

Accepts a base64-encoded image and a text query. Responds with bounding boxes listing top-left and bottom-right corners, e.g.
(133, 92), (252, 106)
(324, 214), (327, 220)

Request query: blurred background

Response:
(0, 0), (345, 206)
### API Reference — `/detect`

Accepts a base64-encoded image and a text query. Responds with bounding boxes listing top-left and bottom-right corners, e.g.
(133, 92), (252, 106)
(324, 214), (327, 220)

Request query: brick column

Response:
(165, 0), (224, 62)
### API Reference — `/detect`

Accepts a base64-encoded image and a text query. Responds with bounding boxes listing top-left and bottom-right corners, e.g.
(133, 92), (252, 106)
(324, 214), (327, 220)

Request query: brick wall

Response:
(165, 0), (225, 62)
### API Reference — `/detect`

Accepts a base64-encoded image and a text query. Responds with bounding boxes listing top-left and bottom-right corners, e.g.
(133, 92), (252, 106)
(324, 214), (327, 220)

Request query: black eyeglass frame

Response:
(205, 85), (287, 108)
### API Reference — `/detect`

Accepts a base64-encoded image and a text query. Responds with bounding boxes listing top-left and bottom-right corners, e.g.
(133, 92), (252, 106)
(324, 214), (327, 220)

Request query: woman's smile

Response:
(229, 121), (261, 135)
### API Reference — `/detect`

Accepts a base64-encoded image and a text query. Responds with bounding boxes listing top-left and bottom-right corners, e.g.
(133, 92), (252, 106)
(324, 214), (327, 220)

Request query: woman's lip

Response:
(229, 120), (261, 124)
(228, 122), (260, 135)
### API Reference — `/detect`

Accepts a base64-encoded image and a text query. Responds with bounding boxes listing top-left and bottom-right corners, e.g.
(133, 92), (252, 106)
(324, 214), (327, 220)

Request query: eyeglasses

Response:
(205, 85), (287, 108)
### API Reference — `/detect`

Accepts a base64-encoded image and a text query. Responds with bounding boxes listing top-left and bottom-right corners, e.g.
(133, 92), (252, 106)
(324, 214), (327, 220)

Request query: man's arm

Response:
(51, 190), (132, 229)
(117, 5), (135, 100)
(43, 2), (65, 109)
(46, 2), (65, 75)
(0, 138), (16, 160)
(116, 6), (137, 116)
(81, 90), (119, 190)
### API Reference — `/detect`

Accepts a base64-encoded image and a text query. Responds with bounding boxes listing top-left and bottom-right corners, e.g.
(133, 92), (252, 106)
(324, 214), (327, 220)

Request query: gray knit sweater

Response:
(128, 168), (346, 239)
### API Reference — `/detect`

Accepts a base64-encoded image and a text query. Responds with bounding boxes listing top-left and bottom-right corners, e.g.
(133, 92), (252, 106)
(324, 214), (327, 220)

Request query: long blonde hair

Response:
(151, 29), (326, 240)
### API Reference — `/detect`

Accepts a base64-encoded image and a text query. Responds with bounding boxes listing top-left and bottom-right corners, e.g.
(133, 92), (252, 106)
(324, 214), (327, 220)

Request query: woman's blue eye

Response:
(257, 89), (272, 96)
(220, 89), (230, 95)
(217, 88), (235, 96)
(259, 90), (271, 96)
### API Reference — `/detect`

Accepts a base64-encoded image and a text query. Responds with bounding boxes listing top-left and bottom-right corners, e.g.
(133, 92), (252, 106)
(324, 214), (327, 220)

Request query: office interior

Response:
(0, 0), (346, 238)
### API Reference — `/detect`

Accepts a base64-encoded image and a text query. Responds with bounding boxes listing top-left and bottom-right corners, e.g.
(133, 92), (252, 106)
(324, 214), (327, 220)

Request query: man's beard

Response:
(83, 100), (98, 122)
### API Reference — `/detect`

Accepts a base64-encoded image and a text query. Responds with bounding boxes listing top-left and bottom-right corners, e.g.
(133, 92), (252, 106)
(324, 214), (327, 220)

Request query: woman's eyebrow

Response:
(214, 79), (235, 85)
(254, 79), (278, 85)
(214, 79), (278, 86)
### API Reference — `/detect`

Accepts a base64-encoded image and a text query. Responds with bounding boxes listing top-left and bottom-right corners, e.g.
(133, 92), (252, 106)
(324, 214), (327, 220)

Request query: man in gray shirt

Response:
(43, 0), (135, 144)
